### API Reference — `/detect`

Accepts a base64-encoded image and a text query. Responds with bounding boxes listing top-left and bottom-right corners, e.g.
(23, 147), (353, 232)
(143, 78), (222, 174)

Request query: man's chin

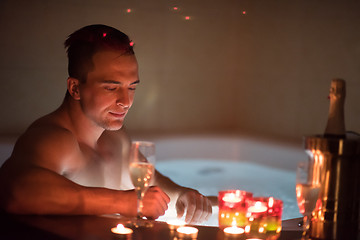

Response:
(102, 121), (123, 131)
(106, 125), (123, 131)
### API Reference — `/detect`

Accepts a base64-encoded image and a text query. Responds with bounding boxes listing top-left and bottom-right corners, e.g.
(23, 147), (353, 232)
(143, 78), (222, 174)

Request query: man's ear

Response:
(67, 77), (81, 100)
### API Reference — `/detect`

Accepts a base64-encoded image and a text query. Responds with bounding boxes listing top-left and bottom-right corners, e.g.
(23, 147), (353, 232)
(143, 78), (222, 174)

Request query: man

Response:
(0, 24), (213, 223)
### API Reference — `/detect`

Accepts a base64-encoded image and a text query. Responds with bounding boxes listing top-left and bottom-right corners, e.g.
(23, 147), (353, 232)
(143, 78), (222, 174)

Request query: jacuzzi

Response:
(0, 133), (306, 226)
(149, 134), (306, 226)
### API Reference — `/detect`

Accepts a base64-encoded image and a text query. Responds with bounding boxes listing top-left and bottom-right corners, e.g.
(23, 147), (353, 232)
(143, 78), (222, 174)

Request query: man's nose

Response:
(116, 89), (130, 108)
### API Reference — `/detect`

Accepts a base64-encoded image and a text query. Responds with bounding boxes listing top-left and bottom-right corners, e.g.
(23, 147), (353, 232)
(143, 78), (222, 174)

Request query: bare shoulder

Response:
(9, 123), (83, 174)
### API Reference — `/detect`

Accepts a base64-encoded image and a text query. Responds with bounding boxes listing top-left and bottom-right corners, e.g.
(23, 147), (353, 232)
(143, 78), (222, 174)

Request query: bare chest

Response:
(65, 148), (132, 190)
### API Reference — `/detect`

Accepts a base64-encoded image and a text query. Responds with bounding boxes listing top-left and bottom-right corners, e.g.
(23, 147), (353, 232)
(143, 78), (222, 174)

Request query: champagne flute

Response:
(129, 141), (156, 227)
(295, 160), (321, 237)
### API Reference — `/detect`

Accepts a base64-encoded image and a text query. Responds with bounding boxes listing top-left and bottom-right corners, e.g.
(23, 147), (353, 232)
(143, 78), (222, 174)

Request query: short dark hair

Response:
(64, 24), (134, 83)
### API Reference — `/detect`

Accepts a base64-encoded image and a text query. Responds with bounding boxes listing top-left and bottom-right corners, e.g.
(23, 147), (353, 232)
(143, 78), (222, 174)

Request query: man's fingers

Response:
(177, 191), (213, 224)
(148, 186), (170, 212)
(142, 186), (170, 219)
(176, 200), (186, 218)
(189, 195), (212, 224)
(184, 192), (198, 223)
(200, 195), (212, 222)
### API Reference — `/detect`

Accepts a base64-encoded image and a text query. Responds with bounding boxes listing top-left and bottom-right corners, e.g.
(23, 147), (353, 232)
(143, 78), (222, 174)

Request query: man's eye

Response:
(105, 86), (116, 91)
(129, 87), (136, 91)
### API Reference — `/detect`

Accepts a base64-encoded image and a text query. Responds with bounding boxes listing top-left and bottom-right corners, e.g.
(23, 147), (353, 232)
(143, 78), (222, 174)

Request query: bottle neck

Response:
(324, 79), (346, 138)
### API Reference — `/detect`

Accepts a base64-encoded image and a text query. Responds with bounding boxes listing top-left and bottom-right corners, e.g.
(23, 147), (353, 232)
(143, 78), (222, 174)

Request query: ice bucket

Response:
(304, 134), (360, 239)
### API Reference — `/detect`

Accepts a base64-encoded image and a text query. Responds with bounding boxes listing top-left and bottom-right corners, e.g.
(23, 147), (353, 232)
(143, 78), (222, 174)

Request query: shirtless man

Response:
(0, 24), (212, 223)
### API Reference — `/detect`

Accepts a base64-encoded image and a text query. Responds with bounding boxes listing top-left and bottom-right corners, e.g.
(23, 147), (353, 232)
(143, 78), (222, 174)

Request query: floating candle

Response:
(176, 226), (199, 239)
(111, 224), (133, 236)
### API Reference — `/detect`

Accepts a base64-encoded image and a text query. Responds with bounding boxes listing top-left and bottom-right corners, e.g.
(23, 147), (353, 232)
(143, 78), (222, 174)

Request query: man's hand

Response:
(175, 189), (212, 224)
(142, 186), (170, 219)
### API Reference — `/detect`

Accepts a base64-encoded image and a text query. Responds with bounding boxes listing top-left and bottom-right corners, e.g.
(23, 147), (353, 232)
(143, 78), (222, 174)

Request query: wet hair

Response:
(64, 24), (134, 83)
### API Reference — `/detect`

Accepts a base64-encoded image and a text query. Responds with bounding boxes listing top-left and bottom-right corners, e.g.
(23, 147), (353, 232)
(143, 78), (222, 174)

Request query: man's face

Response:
(78, 50), (139, 131)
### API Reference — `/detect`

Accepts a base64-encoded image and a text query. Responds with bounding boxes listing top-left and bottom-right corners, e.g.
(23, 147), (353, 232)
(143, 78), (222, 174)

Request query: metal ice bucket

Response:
(304, 134), (360, 239)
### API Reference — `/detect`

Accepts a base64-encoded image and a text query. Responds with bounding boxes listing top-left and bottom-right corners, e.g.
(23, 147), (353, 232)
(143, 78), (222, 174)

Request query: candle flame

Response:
(231, 218), (237, 227)
(117, 224), (125, 231)
(268, 197), (274, 208)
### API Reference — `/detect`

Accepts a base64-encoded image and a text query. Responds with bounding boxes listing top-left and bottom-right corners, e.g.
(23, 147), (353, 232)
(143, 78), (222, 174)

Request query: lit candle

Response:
(111, 224), (133, 238)
(218, 190), (253, 229)
(223, 226), (245, 236)
(246, 197), (283, 234)
(248, 201), (268, 213)
(176, 226), (199, 239)
(222, 193), (242, 203)
(167, 219), (186, 230)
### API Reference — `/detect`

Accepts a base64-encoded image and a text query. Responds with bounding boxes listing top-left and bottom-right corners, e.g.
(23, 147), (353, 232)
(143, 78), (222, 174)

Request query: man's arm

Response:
(0, 128), (169, 218)
(100, 128), (216, 223)
(154, 170), (213, 224)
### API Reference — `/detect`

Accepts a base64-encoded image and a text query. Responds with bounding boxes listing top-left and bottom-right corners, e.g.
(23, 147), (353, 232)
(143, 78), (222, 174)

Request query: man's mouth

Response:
(109, 111), (126, 118)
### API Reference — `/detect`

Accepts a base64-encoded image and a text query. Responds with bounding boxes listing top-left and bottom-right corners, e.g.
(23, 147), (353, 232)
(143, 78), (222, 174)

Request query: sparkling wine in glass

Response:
(129, 141), (156, 227)
(295, 160), (321, 237)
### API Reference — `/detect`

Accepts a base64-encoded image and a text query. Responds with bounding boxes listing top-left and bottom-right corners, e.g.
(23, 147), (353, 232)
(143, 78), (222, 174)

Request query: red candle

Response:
(218, 190), (253, 229)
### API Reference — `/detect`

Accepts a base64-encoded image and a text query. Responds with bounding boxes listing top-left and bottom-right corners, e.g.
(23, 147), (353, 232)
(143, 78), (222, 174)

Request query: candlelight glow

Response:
(223, 226), (245, 235)
(177, 226), (198, 234)
(167, 219), (186, 230)
(248, 201), (268, 213)
(176, 226), (199, 238)
(117, 224), (125, 231)
(222, 193), (241, 203)
(111, 224), (133, 235)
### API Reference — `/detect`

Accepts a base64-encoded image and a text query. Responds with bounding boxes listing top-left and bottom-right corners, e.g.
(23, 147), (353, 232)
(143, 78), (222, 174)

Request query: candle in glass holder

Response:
(111, 224), (133, 239)
(224, 224), (245, 238)
(247, 197), (283, 234)
(218, 190), (253, 229)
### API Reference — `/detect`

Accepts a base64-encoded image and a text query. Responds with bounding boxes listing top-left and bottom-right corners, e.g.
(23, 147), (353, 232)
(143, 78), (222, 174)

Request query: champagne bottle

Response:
(324, 78), (346, 138)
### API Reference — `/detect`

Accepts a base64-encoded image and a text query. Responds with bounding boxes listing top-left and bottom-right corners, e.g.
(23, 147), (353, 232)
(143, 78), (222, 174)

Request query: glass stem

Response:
(136, 190), (145, 218)
(302, 214), (310, 236)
